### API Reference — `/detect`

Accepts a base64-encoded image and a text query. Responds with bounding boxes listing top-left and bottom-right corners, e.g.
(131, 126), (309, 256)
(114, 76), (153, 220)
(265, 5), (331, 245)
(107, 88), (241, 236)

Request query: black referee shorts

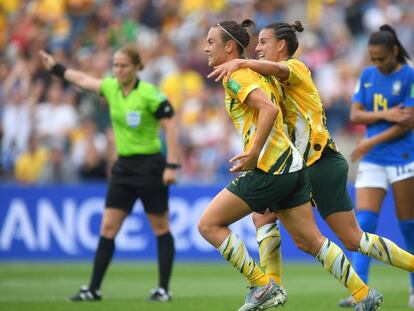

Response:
(105, 153), (169, 215)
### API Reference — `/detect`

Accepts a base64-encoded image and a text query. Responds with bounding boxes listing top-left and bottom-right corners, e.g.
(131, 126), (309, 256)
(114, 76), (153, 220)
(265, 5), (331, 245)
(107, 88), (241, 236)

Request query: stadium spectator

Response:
(14, 134), (49, 184)
(38, 44), (179, 302)
(34, 81), (79, 148)
(199, 19), (383, 311)
(209, 19), (414, 310)
(339, 24), (414, 308)
(39, 138), (76, 183)
(71, 117), (107, 181)
(1, 59), (41, 174)
(0, 0), (413, 184)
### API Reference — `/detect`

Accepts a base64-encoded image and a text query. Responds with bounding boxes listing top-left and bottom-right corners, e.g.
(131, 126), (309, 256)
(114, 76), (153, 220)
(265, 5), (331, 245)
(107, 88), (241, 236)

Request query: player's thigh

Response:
(308, 150), (353, 219)
(275, 202), (324, 255)
(392, 178), (414, 220)
(199, 188), (251, 228)
(355, 162), (387, 212)
(103, 183), (137, 237)
(387, 161), (414, 220)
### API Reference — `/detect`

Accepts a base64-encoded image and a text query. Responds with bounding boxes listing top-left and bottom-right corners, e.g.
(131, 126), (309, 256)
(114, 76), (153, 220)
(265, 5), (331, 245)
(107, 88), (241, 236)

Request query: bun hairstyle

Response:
(216, 19), (256, 55)
(368, 24), (411, 64)
(264, 20), (304, 56)
(117, 44), (144, 70)
(291, 20), (304, 33)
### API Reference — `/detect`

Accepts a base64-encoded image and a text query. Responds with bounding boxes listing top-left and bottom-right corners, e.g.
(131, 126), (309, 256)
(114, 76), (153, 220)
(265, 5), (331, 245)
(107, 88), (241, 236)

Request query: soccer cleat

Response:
(257, 287), (288, 310)
(354, 288), (383, 311)
(338, 295), (355, 308)
(147, 287), (172, 302)
(68, 285), (102, 302)
(409, 288), (414, 308)
(238, 279), (280, 311)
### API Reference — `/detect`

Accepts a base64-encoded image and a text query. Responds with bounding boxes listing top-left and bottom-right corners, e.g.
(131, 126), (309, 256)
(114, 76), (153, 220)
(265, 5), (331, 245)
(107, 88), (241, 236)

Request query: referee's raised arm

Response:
(38, 50), (102, 95)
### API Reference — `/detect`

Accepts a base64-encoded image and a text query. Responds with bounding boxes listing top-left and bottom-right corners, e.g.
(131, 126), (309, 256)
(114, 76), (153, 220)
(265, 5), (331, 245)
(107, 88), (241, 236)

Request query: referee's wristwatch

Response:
(166, 163), (181, 169)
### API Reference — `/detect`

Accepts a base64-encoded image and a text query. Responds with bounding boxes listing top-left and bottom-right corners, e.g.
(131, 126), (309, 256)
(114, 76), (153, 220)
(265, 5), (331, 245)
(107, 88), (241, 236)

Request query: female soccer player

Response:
(200, 19), (382, 311)
(341, 25), (414, 308)
(208, 21), (414, 310)
(39, 45), (179, 302)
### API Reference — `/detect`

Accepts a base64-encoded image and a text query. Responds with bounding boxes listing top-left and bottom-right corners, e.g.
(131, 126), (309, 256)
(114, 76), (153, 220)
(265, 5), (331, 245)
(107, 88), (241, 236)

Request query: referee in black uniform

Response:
(39, 45), (179, 302)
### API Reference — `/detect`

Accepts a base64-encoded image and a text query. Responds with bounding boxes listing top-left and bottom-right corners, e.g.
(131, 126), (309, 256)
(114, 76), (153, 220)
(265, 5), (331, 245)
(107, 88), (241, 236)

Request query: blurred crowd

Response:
(1, 0), (413, 185)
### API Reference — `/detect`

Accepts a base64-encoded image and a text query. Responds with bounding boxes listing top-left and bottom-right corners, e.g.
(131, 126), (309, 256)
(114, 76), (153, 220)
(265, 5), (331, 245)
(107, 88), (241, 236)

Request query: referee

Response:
(39, 45), (179, 302)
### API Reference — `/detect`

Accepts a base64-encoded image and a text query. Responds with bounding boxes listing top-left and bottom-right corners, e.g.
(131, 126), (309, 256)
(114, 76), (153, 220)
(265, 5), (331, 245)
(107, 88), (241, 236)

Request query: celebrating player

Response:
(208, 20), (414, 310)
(200, 19), (383, 311)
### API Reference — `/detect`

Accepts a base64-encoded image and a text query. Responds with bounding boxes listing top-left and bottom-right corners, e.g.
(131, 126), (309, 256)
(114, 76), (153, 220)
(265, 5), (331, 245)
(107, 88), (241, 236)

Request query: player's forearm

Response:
(350, 108), (388, 125)
(367, 124), (410, 146)
(242, 60), (289, 80)
(250, 104), (278, 155)
(162, 117), (179, 165)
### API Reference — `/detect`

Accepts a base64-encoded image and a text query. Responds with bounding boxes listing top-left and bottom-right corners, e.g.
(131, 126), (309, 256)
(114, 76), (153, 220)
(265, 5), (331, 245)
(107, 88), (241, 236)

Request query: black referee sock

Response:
(89, 236), (115, 291)
(157, 232), (175, 291)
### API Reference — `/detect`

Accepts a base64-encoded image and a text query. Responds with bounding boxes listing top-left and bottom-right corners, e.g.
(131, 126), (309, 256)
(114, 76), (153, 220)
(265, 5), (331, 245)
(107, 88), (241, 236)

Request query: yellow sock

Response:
(218, 232), (269, 286)
(359, 232), (414, 272)
(257, 223), (282, 286)
(316, 239), (369, 303)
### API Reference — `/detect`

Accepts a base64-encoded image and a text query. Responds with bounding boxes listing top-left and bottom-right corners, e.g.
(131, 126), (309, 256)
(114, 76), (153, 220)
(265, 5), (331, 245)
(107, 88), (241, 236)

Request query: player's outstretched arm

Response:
(38, 50), (102, 95)
(208, 59), (289, 82)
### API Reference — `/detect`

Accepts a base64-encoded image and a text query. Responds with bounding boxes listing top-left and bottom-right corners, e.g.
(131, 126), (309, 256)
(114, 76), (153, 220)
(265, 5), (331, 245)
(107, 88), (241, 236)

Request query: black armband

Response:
(154, 100), (175, 119)
(166, 163), (181, 169)
(51, 63), (68, 79)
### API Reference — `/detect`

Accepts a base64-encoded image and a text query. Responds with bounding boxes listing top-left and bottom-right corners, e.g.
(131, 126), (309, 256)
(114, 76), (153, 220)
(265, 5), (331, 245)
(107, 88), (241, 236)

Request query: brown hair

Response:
(117, 45), (144, 70)
(214, 19), (256, 55)
(264, 20), (304, 56)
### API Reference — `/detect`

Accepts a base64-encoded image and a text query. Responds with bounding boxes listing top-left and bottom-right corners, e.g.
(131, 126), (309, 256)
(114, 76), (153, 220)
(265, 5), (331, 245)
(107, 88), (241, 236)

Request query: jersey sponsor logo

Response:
(227, 79), (241, 94)
(126, 112), (141, 127)
(364, 83), (373, 88)
(392, 80), (402, 95)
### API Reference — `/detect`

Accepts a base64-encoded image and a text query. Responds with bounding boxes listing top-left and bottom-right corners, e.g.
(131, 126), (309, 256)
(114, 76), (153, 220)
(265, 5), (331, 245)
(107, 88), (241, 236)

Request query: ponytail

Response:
(369, 24), (411, 64)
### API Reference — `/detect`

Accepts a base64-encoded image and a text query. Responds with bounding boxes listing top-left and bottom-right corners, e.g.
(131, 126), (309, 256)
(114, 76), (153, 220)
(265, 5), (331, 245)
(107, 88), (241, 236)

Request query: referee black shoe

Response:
(68, 285), (102, 302)
(147, 287), (172, 302)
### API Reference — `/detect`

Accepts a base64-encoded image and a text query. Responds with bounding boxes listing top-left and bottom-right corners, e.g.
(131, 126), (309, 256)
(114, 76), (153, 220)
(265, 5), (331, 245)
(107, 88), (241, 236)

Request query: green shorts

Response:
(308, 147), (354, 219)
(226, 168), (311, 214)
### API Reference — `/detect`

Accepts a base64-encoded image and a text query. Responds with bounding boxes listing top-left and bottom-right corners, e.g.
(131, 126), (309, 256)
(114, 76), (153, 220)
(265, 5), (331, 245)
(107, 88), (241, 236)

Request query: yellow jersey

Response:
(223, 68), (303, 174)
(280, 58), (337, 166)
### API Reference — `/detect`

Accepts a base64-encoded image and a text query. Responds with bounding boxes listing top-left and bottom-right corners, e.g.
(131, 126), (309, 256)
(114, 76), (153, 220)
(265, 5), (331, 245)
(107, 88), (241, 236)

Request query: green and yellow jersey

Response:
(279, 59), (337, 166)
(224, 68), (303, 174)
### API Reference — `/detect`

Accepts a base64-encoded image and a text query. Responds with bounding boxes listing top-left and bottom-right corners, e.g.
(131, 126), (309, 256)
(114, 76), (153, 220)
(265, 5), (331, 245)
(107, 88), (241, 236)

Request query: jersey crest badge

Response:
(392, 80), (402, 95)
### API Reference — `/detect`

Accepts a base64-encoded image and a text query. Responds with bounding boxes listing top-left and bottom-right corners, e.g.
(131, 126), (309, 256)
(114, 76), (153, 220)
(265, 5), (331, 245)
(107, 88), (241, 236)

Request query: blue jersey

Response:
(353, 64), (414, 165)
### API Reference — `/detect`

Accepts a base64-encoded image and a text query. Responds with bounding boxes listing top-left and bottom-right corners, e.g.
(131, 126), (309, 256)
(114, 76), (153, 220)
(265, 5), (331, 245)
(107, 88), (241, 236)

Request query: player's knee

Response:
(100, 221), (120, 238)
(292, 237), (316, 254)
(197, 218), (209, 238)
(293, 235), (325, 256)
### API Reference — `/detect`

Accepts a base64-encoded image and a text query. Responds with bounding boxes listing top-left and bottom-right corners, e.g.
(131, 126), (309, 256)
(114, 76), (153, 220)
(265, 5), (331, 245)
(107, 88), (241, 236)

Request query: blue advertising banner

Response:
(0, 184), (404, 261)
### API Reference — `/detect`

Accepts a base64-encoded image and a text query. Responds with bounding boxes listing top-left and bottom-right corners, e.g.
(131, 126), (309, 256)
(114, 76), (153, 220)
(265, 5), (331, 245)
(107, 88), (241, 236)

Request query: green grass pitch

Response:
(0, 262), (411, 310)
